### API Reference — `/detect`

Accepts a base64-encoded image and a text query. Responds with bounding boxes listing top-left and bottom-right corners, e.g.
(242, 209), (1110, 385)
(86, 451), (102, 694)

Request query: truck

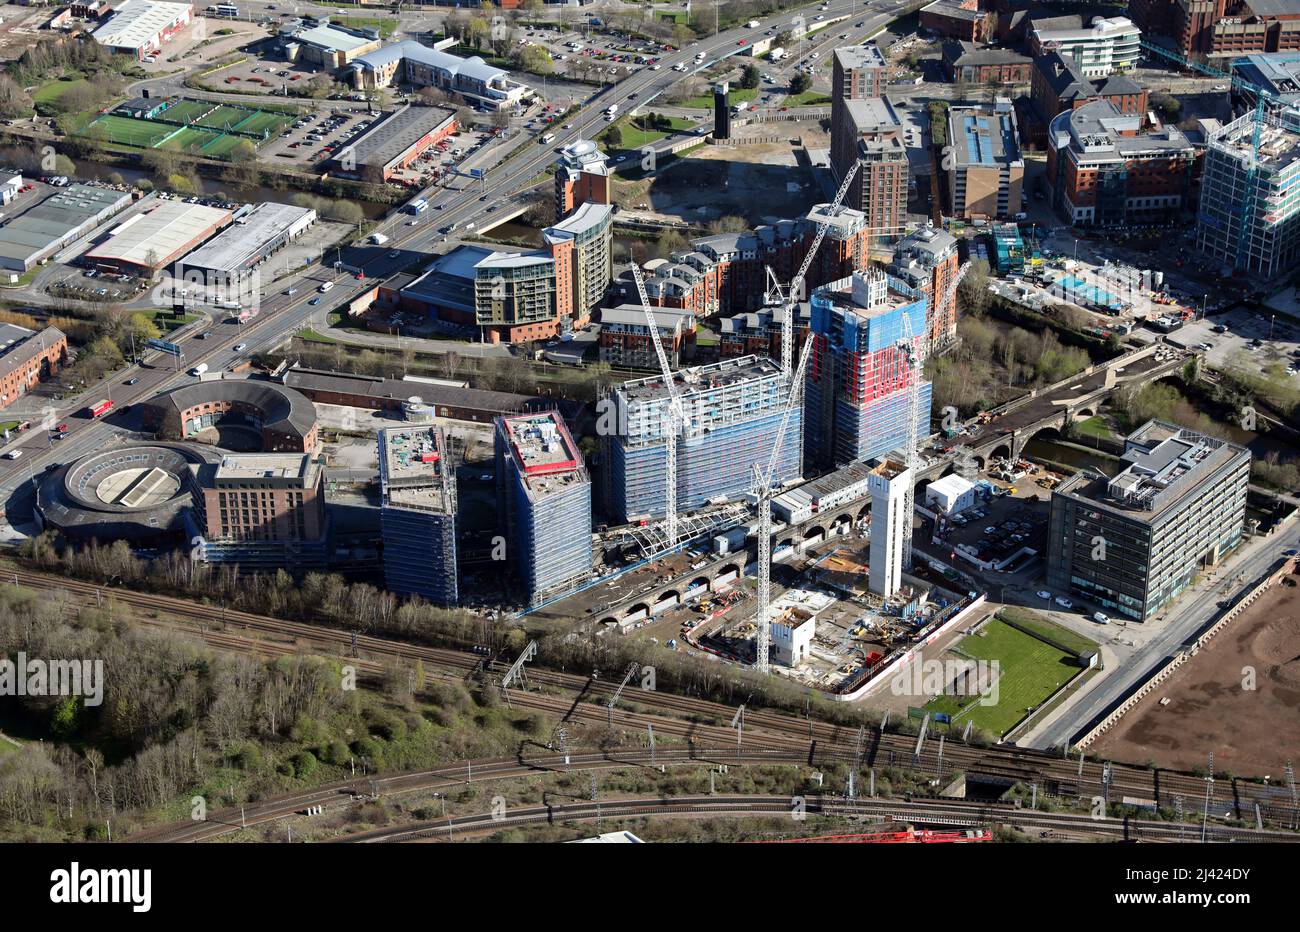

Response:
(746, 19), (761, 28)
(369, 232), (390, 246)
(770, 47), (787, 60)
(88, 399), (113, 418)
(406, 198), (428, 215)
(189, 363), (208, 377)
(604, 103), (619, 117)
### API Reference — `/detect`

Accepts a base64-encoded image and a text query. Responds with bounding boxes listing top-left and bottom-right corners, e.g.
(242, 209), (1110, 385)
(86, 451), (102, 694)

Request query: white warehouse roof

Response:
(928, 473), (975, 498)
(86, 199), (232, 269)
(180, 202), (316, 275)
(93, 0), (192, 52)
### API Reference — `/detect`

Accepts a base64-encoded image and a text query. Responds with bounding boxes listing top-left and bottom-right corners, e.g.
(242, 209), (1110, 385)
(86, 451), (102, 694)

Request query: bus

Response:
(406, 197), (428, 214)
(540, 132), (555, 145)
(210, 4), (239, 17)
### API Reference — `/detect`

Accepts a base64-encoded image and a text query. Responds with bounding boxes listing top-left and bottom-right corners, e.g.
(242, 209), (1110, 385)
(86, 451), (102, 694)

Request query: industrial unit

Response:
(91, 0), (193, 60)
(1195, 105), (1300, 277)
(85, 199), (233, 274)
(495, 411), (592, 605)
(378, 425), (459, 605)
(605, 355), (802, 523)
(278, 18), (383, 68)
(804, 269), (932, 470)
(179, 203), (316, 285)
(188, 453), (329, 569)
(1046, 420), (1250, 621)
(0, 184), (132, 273)
(328, 105), (458, 182)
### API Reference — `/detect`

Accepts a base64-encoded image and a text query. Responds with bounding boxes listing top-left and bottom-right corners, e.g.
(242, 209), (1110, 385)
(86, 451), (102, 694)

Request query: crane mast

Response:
(630, 263), (686, 546)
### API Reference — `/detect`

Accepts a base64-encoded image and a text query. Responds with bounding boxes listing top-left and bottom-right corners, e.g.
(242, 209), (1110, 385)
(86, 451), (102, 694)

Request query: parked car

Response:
(1054, 596), (1073, 609)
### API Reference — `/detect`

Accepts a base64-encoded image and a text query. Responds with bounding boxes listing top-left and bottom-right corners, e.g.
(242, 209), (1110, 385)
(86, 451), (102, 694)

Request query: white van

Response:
(1093, 611), (1110, 625)
(318, 281), (334, 293)
(189, 363), (209, 376)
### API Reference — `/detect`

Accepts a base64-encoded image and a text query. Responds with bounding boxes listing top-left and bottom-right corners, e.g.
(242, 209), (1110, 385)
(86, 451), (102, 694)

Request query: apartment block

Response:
(1130, 0), (1300, 61)
(638, 202), (870, 318)
(378, 425), (459, 605)
(889, 226), (960, 348)
(946, 101), (1025, 220)
(805, 269), (932, 470)
(718, 302), (811, 362)
(1046, 99), (1198, 226)
(1046, 420), (1249, 621)
(1196, 106), (1300, 277)
(495, 412), (592, 604)
(1028, 15), (1141, 77)
(188, 453), (329, 569)
(597, 304), (697, 370)
(0, 325), (68, 411)
(605, 356), (802, 522)
(831, 96), (909, 245)
(920, 0), (994, 41)
(554, 139), (611, 219)
(832, 44), (890, 104)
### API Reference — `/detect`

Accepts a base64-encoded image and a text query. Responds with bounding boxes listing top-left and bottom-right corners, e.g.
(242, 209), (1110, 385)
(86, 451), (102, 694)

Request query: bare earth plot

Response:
(1093, 571), (1300, 777)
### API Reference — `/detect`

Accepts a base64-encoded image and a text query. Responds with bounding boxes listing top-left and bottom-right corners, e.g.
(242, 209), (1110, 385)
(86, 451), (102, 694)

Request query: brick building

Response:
(942, 40), (1033, 83)
(554, 139), (611, 219)
(1129, 0), (1300, 60)
(1025, 51), (1149, 147)
(921, 0), (994, 40)
(0, 325), (67, 411)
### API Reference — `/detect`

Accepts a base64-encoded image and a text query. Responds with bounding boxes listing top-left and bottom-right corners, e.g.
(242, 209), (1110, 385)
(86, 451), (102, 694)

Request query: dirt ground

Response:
(1093, 571), (1300, 778)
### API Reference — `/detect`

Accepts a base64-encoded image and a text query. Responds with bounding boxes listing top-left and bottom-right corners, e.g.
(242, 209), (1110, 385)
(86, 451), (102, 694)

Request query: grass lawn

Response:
(787, 90), (832, 106)
(997, 606), (1098, 656)
(678, 87), (759, 109)
(33, 77), (93, 112)
(331, 15), (397, 38)
(82, 114), (175, 147)
(924, 618), (1083, 737)
(1074, 415), (1117, 441)
(297, 328), (338, 344)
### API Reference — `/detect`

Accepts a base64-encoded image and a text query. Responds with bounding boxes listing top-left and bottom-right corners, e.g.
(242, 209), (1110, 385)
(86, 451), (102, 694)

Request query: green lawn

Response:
(297, 328), (338, 344)
(33, 77), (92, 111)
(678, 87), (759, 109)
(997, 606), (1098, 656)
(1074, 415), (1117, 441)
(616, 115), (697, 147)
(331, 15), (398, 37)
(924, 618), (1083, 737)
(83, 114), (175, 147)
(787, 91), (832, 106)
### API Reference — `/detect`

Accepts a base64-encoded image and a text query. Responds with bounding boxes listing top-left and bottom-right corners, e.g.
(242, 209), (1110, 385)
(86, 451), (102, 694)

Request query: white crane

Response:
(630, 262), (686, 547)
(751, 319), (819, 673)
(897, 259), (974, 569)
(766, 159), (863, 377)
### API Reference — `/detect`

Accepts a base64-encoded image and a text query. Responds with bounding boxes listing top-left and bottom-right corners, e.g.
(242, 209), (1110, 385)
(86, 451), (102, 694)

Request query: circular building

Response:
(140, 380), (319, 454)
(37, 444), (221, 543)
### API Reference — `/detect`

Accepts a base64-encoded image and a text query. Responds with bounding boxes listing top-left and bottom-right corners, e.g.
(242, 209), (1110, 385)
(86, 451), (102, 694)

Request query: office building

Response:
(1129, 0), (1300, 61)
(1046, 99), (1199, 226)
(1231, 51), (1300, 105)
(942, 41), (1033, 84)
(278, 18), (384, 69)
(804, 269), (932, 470)
(349, 40), (529, 110)
(1195, 106), (1300, 277)
(1046, 420), (1249, 621)
(188, 453), (329, 569)
(889, 225), (960, 348)
(605, 356), (801, 522)
(921, 0), (994, 41)
(868, 458), (913, 597)
(495, 412), (592, 604)
(378, 425), (459, 605)
(946, 101), (1025, 220)
(1027, 15), (1141, 77)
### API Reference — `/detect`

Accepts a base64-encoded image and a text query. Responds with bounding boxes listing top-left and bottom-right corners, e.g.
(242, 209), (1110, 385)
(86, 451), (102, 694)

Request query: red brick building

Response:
(0, 326), (68, 411)
(942, 41), (1033, 83)
(921, 0), (995, 41)
(1025, 51), (1150, 148)
(1130, 0), (1300, 60)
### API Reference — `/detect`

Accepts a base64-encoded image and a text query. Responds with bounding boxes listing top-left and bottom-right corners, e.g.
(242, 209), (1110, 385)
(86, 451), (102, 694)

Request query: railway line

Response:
(10, 564), (1298, 835)
(337, 794), (1300, 844)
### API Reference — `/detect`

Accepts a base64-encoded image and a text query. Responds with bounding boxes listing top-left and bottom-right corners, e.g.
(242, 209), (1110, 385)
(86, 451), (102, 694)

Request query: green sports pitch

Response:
(78, 98), (297, 158)
(923, 617), (1087, 738)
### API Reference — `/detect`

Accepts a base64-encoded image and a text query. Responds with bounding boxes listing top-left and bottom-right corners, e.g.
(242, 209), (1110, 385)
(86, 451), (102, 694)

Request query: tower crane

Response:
(765, 159), (863, 377)
(751, 311), (820, 673)
(630, 262), (687, 547)
(897, 259), (973, 570)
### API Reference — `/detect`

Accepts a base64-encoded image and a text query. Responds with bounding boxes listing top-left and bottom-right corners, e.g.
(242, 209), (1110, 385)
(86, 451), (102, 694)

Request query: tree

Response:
(0, 75), (32, 120)
(127, 313), (161, 344)
(790, 72), (812, 95)
(603, 123), (623, 148)
(958, 259), (991, 315)
(519, 44), (554, 76)
(740, 63), (760, 89)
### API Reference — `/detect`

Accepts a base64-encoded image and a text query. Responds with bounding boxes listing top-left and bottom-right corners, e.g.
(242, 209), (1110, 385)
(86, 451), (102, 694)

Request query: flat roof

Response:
(336, 105), (457, 171)
(86, 199), (232, 269)
(834, 44), (887, 71)
(181, 203), (316, 274)
(92, 0), (191, 50)
(211, 453), (319, 485)
(0, 184), (131, 266)
(949, 104), (1023, 168)
(499, 411), (588, 501)
(618, 354), (785, 404)
(378, 424), (454, 513)
(600, 304), (694, 328)
(293, 22), (376, 53)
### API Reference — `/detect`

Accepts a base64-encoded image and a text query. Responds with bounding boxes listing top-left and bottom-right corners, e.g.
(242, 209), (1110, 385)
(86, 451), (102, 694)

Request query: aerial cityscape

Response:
(0, 0), (1297, 870)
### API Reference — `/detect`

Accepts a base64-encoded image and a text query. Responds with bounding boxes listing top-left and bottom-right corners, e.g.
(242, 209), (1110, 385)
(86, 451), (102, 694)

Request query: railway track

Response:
(10, 565), (1298, 833)
(337, 794), (1300, 844)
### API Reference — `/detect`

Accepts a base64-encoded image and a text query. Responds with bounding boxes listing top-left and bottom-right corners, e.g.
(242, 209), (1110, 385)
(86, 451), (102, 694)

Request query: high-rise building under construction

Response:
(804, 269), (932, 470)
(378, 425), (458, 605)
(605, 355), (802, 523)
(495, 411), (592, 605)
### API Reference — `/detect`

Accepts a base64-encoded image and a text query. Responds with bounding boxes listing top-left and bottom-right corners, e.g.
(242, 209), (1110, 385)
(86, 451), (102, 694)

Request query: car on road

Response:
(1036, 590), (1051, 600)
(1284, 548), (1298, 556)
(233, 343), (247, 352)
(284, 287), (298, 296)
(309, 297), (321, 305)
(125, 377), (139, 386)
(55, 423), (68, 433)
(1054, 596), (1073, 609)
(196, 332), (210, 340)
(389, 250), (400, 258)
(6, 450), (21, 459)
